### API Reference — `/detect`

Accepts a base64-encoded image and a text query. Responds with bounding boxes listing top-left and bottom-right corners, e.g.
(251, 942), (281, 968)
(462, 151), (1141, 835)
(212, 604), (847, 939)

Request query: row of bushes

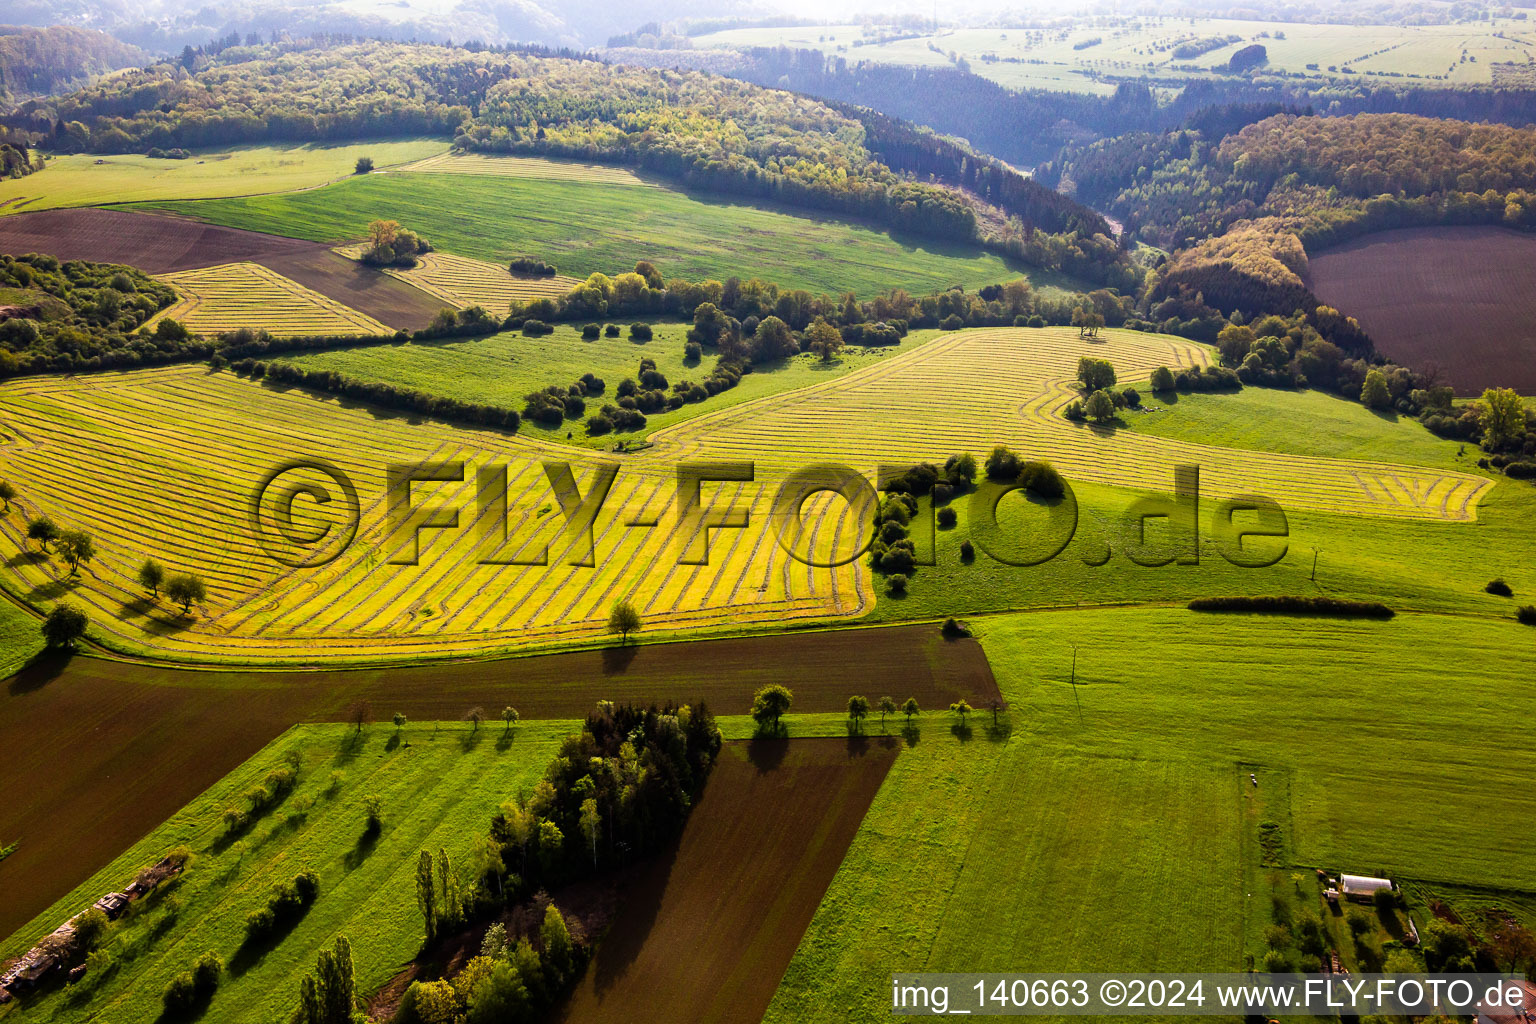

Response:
(1189, 596), (1395, 618)
(244, 870), (320, 940)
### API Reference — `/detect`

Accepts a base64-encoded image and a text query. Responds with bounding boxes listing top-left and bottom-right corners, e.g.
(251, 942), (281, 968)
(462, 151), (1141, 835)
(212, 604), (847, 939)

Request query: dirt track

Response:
(555, 737), (900, 1024)
(0, 625), (996, 939)
(1307, 226), (1536, 395)
(0, 208), (439, 330)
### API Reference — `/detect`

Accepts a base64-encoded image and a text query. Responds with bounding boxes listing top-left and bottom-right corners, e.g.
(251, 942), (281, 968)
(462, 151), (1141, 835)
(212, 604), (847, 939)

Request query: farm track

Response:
(0, 623), (997, 940)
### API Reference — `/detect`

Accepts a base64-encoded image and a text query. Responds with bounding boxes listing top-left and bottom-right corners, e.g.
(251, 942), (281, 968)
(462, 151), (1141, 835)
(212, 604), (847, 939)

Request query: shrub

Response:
(984, 445), (1021, 481)
(1486, 579), (1513, 597)
(936, 506), (957, 528)
(888, 573), (908, 594)
(629, 323), (653, 341)
(162, 972), (198, 1014)
(521, 319), (553, 337)
(1505, 461), (1536, 479)
(1519, 606), (1536, 626)
(509, 256), (556, 276)
(959, 539), (975, 561)
(940, 314), (964, 331)
(604, 324), (620, 337)
(581, 323), (600, 340)
(684, 341), (702, 362)
(354, 156), (373, 174)
(941, 617), (970, 637)
(1018, 460), (1065, 499)
(1064, 399), (1085, 420)
(1150, 366), (1176, 392)
(244, 871), (320, 940)
(1122, 387), (1141, 409)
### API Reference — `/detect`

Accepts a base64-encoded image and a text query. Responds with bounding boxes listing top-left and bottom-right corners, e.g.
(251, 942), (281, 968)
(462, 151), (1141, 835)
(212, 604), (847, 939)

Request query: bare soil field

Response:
(0, 623), (995, 937)
(1307, 226), (1536, 395)
(555, 737), (900, 1024)
(0, 208), (439, 329)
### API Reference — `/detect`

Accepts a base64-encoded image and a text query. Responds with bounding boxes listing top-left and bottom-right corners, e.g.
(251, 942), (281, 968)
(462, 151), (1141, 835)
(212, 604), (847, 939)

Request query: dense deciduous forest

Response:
(0, 25), (144, 102)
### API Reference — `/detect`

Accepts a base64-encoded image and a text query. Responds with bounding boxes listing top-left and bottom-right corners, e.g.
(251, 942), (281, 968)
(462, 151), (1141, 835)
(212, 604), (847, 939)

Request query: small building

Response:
(1340, 874), (1393, 902)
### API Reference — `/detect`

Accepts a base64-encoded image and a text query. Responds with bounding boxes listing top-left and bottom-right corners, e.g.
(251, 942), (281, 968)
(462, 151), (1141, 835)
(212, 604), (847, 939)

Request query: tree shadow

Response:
(344, 825), (380, 872)
(746, 736), (789, 773)
(116, 595), (158, 621)
(385, 731), (401, 753)
(26, 578), (69, 602)
(4, 550), (45, 568)
(7, 647), (73, 694)
(459, 728), (484, 753)
(601, 644), (638, 675)
(984, 717), (1013, 743)
(495, 730), (517, 752)
(901, 722), (921, 747)
(580, 839), (682, 999)
(950, 720), (974, 742)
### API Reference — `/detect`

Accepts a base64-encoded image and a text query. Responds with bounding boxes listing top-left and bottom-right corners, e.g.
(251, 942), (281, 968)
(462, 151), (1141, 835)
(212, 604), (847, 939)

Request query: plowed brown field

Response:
(555, 737), (901, 1024)
(1307, 226), (1536, 395)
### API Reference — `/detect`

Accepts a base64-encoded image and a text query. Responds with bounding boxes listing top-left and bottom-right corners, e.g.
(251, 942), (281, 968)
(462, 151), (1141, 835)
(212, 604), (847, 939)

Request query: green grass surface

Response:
(0, 140), (449, 215)
(766, 607), (1536, 1020)
(1, 721), (568, 1024)
(1127, 386), (1468, 468)
(0, 593), (40, 678)
(139, 172), (1040, 298)
(278, 324), (946, 447)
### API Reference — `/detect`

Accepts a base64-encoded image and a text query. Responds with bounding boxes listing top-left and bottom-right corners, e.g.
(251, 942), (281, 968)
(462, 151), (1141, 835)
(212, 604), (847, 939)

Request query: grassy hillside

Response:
(278, 324), (945, 447)
(139, 172), (1041, 298)
(767, 607), (1536, 1020)
(0, 140), (447, 214)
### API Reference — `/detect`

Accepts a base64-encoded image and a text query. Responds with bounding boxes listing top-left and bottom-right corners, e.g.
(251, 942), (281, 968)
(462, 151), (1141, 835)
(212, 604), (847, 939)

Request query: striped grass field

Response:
(398, 151), (659, 187)
(153, 262), (391, 337)
(0, 327), (1494, 664)
(336, 246), (580, 311)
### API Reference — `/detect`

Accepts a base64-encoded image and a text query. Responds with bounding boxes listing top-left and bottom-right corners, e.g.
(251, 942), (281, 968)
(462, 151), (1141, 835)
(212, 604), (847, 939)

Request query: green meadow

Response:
(0, 140), (448, 214)
(278, 325), (945, 447)
(0, 595), (39, 679)
(767, 607), (1536, 1020)
(139, 172), (1038, 298)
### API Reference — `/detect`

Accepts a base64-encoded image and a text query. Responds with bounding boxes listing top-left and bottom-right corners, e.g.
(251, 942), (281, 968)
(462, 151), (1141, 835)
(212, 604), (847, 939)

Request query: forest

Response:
(0, 26), (144, 102)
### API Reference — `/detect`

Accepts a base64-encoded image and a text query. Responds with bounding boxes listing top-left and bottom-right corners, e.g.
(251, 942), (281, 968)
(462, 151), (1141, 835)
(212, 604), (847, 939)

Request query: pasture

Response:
(399, 152), (657, 187)
(154, 262), (393, 337)
(767, 607), (1536, 1020)
(1307, 226), (1536, 395)
(693, 14), (1536, 93)
(0, 139), (449, 215)
(139, 170), (1038, 298)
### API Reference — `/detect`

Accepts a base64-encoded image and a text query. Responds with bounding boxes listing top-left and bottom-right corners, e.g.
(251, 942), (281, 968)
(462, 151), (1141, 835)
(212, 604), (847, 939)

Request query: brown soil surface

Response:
(1307, 226), (1536, 395)
(554, 737), (900, 1024)
(0, 208), (439, 329)
(0, 624), (995, 938)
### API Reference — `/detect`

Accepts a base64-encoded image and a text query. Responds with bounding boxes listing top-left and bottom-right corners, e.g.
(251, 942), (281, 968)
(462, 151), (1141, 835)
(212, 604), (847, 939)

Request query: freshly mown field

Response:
(0, 326), (1503, 664)
(694, 14), (1536, 93)
(333, 247), (580, 311)
(0, 139), (449, 215)
(154, 262), (393, 337)
(140, 171), (1041, 297)
(0, 625), (996, 937)
(278, 322), (942, 445)
(555, 737), (899, 1024)
(1307, 226), (1536, 395)
(766, 607), (1536, 1020)
(0, 722), (570, 1024)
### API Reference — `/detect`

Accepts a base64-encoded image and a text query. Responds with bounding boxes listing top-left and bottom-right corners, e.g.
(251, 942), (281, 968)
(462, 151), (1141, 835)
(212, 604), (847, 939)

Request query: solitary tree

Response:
(56, 529), (94, 576)
(877, 696), (897, 729)
(805, 317), (844, 363)
(393, 712), (407, 734)
(137, 558), (164, 597)
(42, 603), (88, 649)
(354, 155), (373, 174)
(466, 707), (484, 732)
(362, 794), (383, 834)
(164, 572), (207, 615)
(847, 694), (870, 731)
(751, 684), (793, 734)
(902, 697), (920, 726)
(26, 515), (58, 553)
(608, 599), (641, 643)
(950, 698), (973, 723)
(0, 479), (14, 513)
(502, 706), (520, 734)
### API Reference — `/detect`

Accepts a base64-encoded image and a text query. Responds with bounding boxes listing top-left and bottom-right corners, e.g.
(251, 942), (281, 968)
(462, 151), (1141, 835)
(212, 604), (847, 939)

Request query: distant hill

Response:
(0, 25), (145, 101)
